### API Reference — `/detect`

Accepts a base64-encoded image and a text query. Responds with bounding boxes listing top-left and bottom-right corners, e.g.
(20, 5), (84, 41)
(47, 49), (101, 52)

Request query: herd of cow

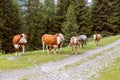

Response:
(12, 33), (101, 56)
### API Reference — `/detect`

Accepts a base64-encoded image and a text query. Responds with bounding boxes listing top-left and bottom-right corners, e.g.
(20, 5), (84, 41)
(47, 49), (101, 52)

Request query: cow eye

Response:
(20, 34), (23, 37)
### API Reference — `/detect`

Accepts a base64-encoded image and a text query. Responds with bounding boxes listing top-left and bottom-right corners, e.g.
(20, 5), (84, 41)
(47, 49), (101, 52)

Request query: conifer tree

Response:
(109, 0), (120, 34)
(62, 3), (79, 46)
(75, 0), (89, 35)
(23, 0), (43, 50)
(56, 0), (71, 27)
(21, 0), (57, 50)
(91, 0), (112, 36)
(42, 0), (56, 34)
(0, 0), (24, 53)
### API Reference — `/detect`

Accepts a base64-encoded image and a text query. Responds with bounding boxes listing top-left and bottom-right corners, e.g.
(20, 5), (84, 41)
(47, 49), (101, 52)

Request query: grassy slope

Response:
(0, 35), (120, 70)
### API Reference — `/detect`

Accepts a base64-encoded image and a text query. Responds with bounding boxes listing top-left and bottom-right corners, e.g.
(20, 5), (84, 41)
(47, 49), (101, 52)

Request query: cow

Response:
(69, 36), (79, 54)
(76, 35), (88, 48)
(93, 34), (101, 45)
(42, 33), (64, 54)
(12, 33), (28, 56)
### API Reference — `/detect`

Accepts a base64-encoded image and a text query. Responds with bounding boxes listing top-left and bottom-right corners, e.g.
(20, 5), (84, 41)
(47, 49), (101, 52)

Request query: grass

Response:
(0, 35), (120, 70)
(96, 57), (120, 80)
(0, 51), (66, 70)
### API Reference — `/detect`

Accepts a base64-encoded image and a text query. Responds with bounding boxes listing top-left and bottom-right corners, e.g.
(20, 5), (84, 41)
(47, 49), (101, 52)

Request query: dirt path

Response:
(1, 39), (120, 80)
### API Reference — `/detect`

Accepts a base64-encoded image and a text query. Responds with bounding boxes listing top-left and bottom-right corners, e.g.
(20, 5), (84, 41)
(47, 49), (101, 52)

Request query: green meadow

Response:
(96, 57), (120, 80)
(0, 35), (120, 70)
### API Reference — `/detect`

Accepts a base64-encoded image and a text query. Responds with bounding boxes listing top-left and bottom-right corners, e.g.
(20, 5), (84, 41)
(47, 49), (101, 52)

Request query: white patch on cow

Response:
(21, 45), (25, 54)
(93, 34), (96, 40)
(57, 36), (61, 44)
(19, 34), (27, 43)
(14, 44), (20, 49)
(59, 33), (64, 39)
(74, 37), (77, 44)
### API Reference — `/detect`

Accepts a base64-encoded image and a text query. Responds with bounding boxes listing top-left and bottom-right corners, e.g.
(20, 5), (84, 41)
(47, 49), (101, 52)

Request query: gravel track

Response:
(0, 39), (120, 80)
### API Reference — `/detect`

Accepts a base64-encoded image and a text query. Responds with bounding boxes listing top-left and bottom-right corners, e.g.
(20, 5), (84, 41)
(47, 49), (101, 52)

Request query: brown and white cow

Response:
(42, 33), (64, 54)
(69, 36), (79, 54)
(12, 33), (28, 56)
(93, 34), (101, 45)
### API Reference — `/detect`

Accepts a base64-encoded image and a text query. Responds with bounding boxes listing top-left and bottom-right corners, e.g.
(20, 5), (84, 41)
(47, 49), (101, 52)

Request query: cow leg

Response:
(42, 41), (45, 53)
(75, 46), (77, 54)
(49, 45), (53, 54)
(83, 41), (85, 48)
(75, 48), (77, 54)
(53, 45), (56, 52)
(18, 48), (21, 56)
(78, 43), (80, 48)
(78, 42), (80, 48)
(54, 47), (57, 54)
(72, 47), (74, 54)
(58, 47), (60, 53)
(82, 42), (84, 48)
(46, 45), (49, 54)
(96, 40), (99, 45)
(21, 45), (25, 54)
(94, 40), (96, 45)
(14, 44), (20, 56)
(84, 41), (87, 47)
(97, 41), (100, 45)
(59, 42), (63, 52)
(72, 46), (75, 54)
(74, 46), (76, 54)
(98, 39), (100, 45)
(56, 46), (60, 53)
(73, 48), (75, 54)
(18, 52), (21, 56)
(94, 40), (97, 45)
(53, 45), (58, 54)
(53, 46), (57, 54)
(15, 49), (18, 56)
(83, 41), (86, 48)
(14, 48), (17, 56)
(56, 45), (59, 53)
(16, 48), (21, 56)
(57, 45), (60, 53)
(96, 41), (98, 45)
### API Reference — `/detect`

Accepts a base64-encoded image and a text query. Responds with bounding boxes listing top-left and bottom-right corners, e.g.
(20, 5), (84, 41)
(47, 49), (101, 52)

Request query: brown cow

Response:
(42, 33), (64, 54)
(93, 34), (101, 45)
(12, 33), (28, 56)
(69, 36), (79, 54)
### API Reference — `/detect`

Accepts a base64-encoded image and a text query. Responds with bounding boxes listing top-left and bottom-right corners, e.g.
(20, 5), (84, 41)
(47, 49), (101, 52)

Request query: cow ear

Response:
(56, 34), (59, 36)
(25, 35), (28, 39)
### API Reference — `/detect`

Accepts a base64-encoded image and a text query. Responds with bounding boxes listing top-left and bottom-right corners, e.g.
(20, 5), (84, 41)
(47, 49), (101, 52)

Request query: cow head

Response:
(59, 33), (65, 41)
(19, 33), (27, 43)
(55, 33), (64, 44)
(71, 36), (78, 44)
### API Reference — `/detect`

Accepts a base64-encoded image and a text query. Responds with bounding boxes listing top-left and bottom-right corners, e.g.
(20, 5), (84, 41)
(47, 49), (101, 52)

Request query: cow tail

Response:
(42, 38), (45, 53)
